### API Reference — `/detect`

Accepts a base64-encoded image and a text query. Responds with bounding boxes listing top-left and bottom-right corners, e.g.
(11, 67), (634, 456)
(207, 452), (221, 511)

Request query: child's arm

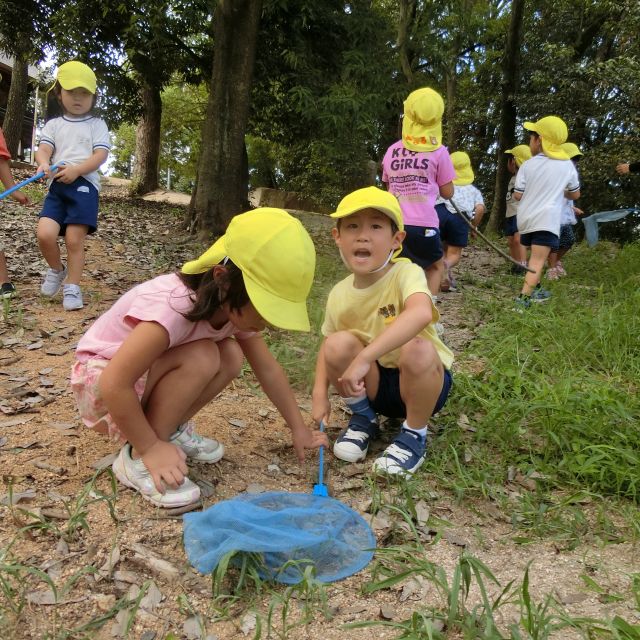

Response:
(35, 143), (54, 176)
(98, 321), (188, 493)
(0, 160), (29, 204)
(238, 334), (329, 461)
(564, 188), (581, 201)
(439, 181), (454, 199)
(311, 339), (332, 425)
(54, 149), (109, 184)
(339, 292), (432, 396)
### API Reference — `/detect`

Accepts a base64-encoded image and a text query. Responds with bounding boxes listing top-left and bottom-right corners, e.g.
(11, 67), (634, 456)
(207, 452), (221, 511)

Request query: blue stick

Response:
(0, 163), (60, 201)
(312, 420), (329, 497)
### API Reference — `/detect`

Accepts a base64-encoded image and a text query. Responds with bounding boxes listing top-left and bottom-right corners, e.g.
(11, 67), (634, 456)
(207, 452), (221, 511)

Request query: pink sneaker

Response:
(556, 261), (567, 277)
(545, 267), (559, 281)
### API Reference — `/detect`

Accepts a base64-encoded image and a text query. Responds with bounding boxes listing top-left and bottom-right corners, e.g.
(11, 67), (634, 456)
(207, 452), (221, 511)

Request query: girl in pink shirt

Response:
(71, 208), (328, 508)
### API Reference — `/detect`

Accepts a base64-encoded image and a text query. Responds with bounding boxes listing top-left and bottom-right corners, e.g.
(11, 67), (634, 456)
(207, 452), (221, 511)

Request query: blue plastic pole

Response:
(0, 163), (60, 201)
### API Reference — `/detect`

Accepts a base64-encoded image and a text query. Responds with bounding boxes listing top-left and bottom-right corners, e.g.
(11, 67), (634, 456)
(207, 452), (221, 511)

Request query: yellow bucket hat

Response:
(330, 186), (403, 231)
(450, 151), (474, 186)
(505, 144), (532, 167)
(56, 61), (97, 94)
(560, 142), (583, 158)
(523, 116), (569, 160)
(182, 208), (316, 332)
(402, 88), (444, 152)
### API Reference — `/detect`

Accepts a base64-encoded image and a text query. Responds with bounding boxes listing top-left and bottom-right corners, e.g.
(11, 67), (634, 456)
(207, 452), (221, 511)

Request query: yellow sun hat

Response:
(402, 88), (444, 152)
(505, 144), (532, 167)
(523, 116), (570, 160)
(560, 142), (583, 158)
(182, 208), (316, 332)
(56, 61), (97, 94)
(331, 186), (404, 231)
(450, 151), (474, 186)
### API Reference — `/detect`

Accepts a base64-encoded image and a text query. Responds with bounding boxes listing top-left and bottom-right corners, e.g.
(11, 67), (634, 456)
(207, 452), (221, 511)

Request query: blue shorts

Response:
(552, 224), (576, 251)
(436, 203), (470, 247)
(519, 230), (559, 250)
(400, 226), (443, 268)
(40, 177), (99, 235)
(504, 216), (518, 236)
(370, 363), (452, 420)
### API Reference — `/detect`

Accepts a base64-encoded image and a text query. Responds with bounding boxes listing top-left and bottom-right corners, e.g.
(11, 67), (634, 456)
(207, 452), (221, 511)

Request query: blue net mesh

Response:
(183, 491), (376, 584)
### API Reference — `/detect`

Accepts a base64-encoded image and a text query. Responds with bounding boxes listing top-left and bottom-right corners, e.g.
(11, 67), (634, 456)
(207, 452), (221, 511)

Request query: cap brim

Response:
(402, 116), (442, 152)
(58, 79), (96, 93)
(182, 236), (226, 274)
(244, 275), (310, 332)
(523, 121), (537, 132)
(330, 205), (403, 230)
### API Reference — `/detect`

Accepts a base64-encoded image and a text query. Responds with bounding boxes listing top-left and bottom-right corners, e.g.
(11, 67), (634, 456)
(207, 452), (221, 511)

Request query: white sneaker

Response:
(41, 266), (67, 296)
(170, 420), (224, 463)
(112, 444), (201, 508)
(63, 284), (83, 310)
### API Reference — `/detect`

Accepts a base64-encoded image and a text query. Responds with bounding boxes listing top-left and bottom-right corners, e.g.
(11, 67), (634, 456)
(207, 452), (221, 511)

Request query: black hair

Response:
(177, 260), (250, 322)
(336, 212), (399, 234)
(46, 81), (98, 120)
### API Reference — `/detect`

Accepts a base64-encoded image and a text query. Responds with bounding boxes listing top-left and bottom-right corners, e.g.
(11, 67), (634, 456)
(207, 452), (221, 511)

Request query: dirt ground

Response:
(0, 180), (638, 639)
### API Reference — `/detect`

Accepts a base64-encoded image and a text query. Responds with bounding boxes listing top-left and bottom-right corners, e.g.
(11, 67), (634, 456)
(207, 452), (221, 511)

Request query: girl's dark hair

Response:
(177, 259), (250, 322)
(46, 81), (97, 120)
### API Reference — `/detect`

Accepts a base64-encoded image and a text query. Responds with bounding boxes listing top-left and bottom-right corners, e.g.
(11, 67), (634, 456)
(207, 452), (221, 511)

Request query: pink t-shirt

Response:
(0, 129), (11, 161)
(381, 141), (455, 228)
(75, 273), (255, 363)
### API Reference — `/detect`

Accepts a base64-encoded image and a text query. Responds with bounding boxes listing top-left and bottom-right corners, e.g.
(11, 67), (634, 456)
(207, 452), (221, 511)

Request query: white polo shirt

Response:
(514, 154), (579, 236)
(38, 115), (111, 192)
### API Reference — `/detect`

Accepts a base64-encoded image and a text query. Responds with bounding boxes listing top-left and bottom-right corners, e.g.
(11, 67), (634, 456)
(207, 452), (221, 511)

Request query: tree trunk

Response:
(487, 0), (525, 233)
(130, 82), (162, 196)
(444, 67), (457, 148)
(397, 0), (417, 84)
(3, 56), (29, 158)
(190, 0), (263, 236)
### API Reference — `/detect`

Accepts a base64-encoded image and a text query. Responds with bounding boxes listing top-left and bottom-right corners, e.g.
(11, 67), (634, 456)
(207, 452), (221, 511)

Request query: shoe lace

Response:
(342, 428), (370, 443)
(383, 443), (412, 463)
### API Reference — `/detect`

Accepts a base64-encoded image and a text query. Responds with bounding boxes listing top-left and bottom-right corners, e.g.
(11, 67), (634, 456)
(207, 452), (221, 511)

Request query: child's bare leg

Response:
(64, 224), (89, 284)
(398, 338), (444, 428)
(37, 218), (64, 270)
(522, 244), (551, 295)
(425, 258), (444, 297)
(509, 233), (527, 263)
(444, 245), (463, 270)
(140, 338), (243, 446)
(547, 250), (558, 268)
(0, 251), (9, 283)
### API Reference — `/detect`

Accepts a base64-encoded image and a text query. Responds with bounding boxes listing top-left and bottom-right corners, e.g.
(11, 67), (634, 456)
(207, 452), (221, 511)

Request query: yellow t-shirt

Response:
(321, 261), (454, 370)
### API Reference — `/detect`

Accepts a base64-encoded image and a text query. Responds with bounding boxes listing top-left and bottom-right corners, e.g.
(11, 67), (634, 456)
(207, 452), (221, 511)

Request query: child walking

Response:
(381, 87), (456, 298)
(0, 127), (30, 297)
(546, 142), (584, 279)
(71, 208), (328, 507)
(35, 61), (111, 311)
(311, 187), (453, 477)
(434, 151), (485, 291)
(513, 116), (580, 308)
(504, 144), (531, 273)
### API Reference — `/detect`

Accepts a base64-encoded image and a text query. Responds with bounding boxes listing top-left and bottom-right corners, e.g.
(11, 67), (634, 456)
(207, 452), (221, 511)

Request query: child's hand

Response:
(338, 358), (370, 397)
(140, 440), (189, 493)
(11, 191), (30, 205)
(36, 163), (50, 177)
(54, 164), (81, 184)
(290, 424), (329, 463)
(311, 393), (331, 426)
(574, 207), (584, 216)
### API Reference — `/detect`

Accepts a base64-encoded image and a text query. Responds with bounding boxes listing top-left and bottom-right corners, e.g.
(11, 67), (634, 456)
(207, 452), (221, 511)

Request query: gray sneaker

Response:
(41, 266), (67, 296)
(63, 284), (83, 310)
(170, 421), (224, 463)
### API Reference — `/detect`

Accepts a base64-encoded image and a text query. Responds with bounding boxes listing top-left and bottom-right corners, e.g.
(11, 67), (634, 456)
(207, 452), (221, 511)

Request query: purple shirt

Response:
(382, 141), (455, 228)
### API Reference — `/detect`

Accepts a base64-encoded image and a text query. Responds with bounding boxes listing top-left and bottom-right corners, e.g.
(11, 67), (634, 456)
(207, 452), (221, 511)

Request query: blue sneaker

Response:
(513, 296), (531, 313)
(373, 429), (427, 477)
(333, 413), (379, 462)
(531, 287), (551, 303)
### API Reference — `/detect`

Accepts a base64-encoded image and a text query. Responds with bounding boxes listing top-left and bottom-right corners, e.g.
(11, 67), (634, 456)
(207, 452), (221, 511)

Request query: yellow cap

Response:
(523, 116), (569, 159)
(450, 151), (474, 186)
(331, 186), (403, 231)
(56, 61), (97, 94)
(402, 88), (444, 152)
(182, 208), (316, 332)
(505, 144), (532, 167)
(560, 142), (583, 158)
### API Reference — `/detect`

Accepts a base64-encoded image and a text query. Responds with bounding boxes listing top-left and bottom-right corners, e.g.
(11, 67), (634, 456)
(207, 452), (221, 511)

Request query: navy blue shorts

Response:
(519, 230), (559, 250)
(400, 226), (444, 268)
(370, 363), (452, 420)
(504, 216), (518, 236)
(553, 224), (576, 251)
(436, 203), (470, 247)
(40, 177), (99, 235)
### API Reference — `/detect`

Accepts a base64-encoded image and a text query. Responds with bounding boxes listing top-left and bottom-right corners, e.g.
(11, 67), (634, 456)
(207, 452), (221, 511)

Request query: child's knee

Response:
(399, 338), (442, 377)
(218, 338), (244, 378)
(324, 331), (362, 365)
